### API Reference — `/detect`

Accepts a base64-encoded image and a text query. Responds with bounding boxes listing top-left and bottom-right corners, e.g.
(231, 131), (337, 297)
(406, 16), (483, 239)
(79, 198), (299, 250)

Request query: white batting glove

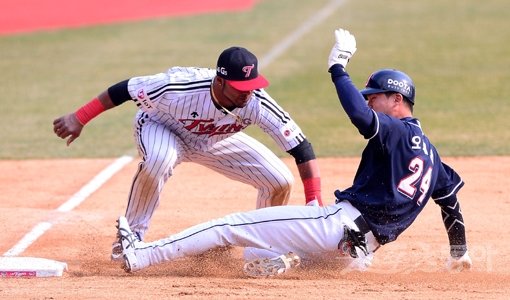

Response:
(328, 28), (357, 69)
(446, 252), (472, 272)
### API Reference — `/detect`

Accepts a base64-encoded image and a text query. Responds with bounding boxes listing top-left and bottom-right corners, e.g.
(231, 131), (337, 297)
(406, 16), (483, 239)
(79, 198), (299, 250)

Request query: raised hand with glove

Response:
(328, 28), (357, 70)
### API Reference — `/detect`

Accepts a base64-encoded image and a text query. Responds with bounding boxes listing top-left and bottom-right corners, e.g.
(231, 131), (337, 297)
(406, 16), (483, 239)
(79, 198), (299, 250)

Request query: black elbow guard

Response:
(287, 139), (316, 164)
(107, 79), (132, 106)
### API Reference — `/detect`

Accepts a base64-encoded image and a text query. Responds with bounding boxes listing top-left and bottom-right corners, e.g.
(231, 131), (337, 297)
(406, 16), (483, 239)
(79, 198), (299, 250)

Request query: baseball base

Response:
(0, 256), (68, 278)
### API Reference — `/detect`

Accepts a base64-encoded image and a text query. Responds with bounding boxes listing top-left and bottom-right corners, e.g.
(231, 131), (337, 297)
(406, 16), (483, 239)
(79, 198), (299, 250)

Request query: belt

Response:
(336, 199), (371, 235)
(353, 215), (371, 235)
(354, 215), (380, 253)
(338, 200), (381, 253)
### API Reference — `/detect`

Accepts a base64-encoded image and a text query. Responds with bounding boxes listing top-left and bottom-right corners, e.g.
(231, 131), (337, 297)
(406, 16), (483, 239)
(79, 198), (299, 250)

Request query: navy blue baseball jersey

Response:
(330, 65), (464, 244)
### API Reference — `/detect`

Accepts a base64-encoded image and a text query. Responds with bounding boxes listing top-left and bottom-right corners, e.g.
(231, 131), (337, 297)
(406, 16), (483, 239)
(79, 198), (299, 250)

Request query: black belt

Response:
(336, 198), (372, 237)
(354, 214), (381, 253)
(353, 215), (371, 235)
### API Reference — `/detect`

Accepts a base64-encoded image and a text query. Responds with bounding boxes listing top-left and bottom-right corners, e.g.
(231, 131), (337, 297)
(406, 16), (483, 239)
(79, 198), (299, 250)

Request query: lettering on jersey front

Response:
(179, 118), (245, 136)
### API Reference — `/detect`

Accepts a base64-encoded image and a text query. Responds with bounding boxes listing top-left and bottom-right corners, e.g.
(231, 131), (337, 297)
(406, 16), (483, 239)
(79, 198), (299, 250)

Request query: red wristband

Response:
(303, 177), (322, 206)
(75, 97), (105, 125)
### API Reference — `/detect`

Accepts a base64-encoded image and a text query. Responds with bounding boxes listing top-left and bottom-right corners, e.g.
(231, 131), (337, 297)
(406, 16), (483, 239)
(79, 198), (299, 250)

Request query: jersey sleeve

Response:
(127, 72), (169, 113)
(432, 162), (464, 203)
(330, 65), (379, 139)
(252, 89), (306, 151)
(126, 67), (214, 113)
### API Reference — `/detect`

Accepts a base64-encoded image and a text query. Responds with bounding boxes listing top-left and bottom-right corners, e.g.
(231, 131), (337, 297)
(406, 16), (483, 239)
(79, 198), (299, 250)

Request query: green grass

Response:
(1, 0), (509, 159)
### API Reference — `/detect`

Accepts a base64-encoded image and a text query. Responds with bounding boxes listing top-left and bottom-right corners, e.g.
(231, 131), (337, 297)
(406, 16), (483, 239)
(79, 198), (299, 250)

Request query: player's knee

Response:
(268, 180), (293, 206)
(138, 158), (173, 181)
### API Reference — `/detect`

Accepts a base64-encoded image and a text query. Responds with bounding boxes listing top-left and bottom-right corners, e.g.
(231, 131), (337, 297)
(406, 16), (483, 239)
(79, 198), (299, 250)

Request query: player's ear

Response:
(394, 93), (404, 104)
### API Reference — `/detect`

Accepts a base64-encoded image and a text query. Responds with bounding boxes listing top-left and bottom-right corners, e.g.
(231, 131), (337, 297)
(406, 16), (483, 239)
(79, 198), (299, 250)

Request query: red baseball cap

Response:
(216, 46), (269, 91)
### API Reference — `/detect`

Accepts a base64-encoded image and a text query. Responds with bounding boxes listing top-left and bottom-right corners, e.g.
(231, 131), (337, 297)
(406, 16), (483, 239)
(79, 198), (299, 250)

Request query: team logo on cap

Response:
(217, 67), (227, 76)
(242, 64), (255, 78)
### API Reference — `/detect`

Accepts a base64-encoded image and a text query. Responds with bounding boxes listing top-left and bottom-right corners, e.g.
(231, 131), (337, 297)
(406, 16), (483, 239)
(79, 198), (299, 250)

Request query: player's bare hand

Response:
(53, 113), (84, 146)
(328, 28), (357, 69)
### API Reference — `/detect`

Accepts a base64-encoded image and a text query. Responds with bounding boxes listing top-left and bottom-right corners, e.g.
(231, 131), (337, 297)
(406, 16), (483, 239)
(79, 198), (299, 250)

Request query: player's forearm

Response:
(97, 90), (116, 109)
(439, 195), (468, 257)
(74, 91), (114, 125)
(297, 160), (322, 206)
(287, 140), (322, 205)
(74, 80), (131, 125)
(296, 159), (320, 181)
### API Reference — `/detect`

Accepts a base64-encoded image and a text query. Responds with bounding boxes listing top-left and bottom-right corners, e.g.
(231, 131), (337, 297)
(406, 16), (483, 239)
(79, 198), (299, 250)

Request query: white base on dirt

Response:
(0, 256), (68, 278)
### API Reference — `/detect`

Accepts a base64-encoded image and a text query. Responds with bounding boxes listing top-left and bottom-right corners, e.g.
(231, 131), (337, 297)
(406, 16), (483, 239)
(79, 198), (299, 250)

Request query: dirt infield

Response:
(0, 157), (509, 299)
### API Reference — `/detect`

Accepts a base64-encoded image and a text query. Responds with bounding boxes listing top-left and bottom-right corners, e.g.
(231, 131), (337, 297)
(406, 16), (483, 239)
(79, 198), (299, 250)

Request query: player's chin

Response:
(236, 98), (251, 107)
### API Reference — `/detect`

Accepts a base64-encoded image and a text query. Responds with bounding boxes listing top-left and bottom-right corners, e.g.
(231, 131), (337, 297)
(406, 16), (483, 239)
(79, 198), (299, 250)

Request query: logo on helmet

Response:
(387, 78), (411, 93)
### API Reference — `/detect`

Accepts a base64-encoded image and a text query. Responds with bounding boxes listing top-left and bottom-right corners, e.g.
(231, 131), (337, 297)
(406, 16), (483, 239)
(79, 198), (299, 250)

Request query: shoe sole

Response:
(111, 220), (123, 261)
(243, 252), (301, 278)
(111, 242), (123, 262)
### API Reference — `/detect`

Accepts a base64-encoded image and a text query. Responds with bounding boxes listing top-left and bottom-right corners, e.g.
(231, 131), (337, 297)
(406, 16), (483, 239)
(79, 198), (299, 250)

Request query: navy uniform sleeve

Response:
(330, 65), (378, 138)
(432, 162), (464, 202)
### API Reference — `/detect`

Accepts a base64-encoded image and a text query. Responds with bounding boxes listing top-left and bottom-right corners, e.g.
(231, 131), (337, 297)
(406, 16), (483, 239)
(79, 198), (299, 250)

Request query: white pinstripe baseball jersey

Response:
(127, 66), (306, 152)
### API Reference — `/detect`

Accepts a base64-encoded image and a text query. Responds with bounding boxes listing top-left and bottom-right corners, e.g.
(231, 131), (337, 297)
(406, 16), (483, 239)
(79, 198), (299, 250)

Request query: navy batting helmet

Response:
(360, 69), (416, 104)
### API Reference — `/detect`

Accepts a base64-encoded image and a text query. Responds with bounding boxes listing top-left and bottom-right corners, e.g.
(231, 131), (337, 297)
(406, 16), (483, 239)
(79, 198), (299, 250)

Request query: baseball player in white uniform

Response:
(53, 46), (322, 261)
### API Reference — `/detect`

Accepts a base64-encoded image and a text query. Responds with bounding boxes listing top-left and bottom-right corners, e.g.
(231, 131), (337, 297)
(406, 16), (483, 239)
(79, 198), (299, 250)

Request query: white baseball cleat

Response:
(112, 221), (143, 262)
(243, 252), (301, 278)
(116, 216), (145, 273)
